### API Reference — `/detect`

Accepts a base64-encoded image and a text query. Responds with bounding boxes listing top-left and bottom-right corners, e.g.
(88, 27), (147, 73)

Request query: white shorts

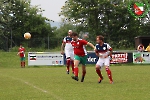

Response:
(96, 57), (110, 68)
(65, 50), (74, 60)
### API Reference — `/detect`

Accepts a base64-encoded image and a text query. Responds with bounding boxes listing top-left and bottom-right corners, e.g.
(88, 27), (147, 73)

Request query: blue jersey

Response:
(95, 43), (112, 57)
(63, 36), (73, 51)
(63, 36), (72, 43)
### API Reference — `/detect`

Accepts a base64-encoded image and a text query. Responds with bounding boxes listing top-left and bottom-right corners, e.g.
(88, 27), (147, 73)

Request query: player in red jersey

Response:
(71, 32), (95, 82)
(95, 35), (113, 84)
(61, 30), (74, 74)
(17, 44), (25, 68)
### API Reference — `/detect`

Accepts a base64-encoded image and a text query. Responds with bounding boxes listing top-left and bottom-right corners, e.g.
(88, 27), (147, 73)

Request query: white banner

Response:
(133, 52), (150, 64)
(28, 52), (64, 66)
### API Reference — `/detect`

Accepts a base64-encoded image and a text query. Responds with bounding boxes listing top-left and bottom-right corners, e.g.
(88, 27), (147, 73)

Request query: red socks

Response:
(23, 62), (25, 67)
(74, 67), (79, 77)
(21, 62), (25, 68)
(66, 59), (74, 73)
(74, 67), (86, 78)
(96, 69), (103, 78)
(21, 62), (23, 67)
(106, 68), (113, 81)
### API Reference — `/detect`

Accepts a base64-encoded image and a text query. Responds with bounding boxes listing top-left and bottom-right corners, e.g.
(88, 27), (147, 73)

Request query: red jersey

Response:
(71, 39), (88, 56)
(18, 47), (25, 57)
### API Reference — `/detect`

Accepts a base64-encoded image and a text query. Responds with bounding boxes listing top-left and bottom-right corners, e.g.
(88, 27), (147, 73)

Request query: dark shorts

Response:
(20, 57), (25, 61)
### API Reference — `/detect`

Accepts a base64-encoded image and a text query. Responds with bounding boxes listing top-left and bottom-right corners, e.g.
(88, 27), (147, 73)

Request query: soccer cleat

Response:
(98, 77), (103, 83)
(81, 76), (85, 82)
(110, 81), (113, 84)
(71, 76), (79, 81)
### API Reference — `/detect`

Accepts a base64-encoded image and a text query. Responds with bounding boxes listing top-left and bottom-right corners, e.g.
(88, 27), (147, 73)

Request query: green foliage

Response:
(59, 0), (150, 49)
(55, 23), (75, 39)
(0, 0), (54, 51)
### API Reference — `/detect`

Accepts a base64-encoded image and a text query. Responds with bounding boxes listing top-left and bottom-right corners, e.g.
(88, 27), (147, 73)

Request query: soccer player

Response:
(61, 30), (74, 74)
(137, 43), (145, 52)
(95, 35), (113, 84)
(17, 44), (25, 68)
(71, 32), (95, 82)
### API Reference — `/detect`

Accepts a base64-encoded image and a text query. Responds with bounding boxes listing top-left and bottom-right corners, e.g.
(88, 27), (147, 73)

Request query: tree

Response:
(0, 0), (55, 50)
(59, 0), (150, 49)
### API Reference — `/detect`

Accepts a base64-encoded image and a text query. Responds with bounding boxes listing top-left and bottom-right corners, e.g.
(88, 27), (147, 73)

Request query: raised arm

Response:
(87, 42), (95, 50)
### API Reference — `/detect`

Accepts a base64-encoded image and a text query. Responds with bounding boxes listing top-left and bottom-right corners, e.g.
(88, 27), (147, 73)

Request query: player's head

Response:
(96, 35), (104, 44)
(68, 30), (72, 36)
(71, 32), (78, 41)
(20, 44), (22, 48)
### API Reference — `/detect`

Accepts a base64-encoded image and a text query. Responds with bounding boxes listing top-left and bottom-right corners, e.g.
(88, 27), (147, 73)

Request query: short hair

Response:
(96, 35), (104, 41)
(72, 32), (78, 37)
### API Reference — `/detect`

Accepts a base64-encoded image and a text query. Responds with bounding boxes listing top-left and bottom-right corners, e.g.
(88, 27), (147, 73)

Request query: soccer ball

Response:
(24, 32), (31, 39)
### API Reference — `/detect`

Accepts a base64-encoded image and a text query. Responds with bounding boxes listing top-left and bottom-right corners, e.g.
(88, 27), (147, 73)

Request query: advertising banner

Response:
(64, 52), (133, 65)
(133, 52), (150, 64)
(110, 52), (133, 64)
(28, 52), (64, 66)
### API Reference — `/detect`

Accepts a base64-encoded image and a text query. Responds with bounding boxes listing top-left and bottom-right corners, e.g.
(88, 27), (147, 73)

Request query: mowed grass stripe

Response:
(0, 65), (150, 100)
(0, 72), (63, 100)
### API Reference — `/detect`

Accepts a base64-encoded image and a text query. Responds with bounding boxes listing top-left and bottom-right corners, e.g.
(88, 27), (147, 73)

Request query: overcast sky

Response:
(30, 0), (66, 22)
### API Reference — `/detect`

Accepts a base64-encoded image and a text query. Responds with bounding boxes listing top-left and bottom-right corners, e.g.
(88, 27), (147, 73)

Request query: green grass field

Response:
(0, 52), (150, 100)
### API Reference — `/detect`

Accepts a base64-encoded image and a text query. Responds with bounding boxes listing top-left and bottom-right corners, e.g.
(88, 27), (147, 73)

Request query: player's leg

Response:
(95, 58), (104, 83)
(80, 55), (87, 82)
(65, 50), (71, 74)
(104, 57), (113, 84)
(66, 57), (71, 74)
(71, 60), (74, 74)
(65, 51), (71, 74)
(81, 65), (86, 82)
(20, 57), (23, 68)
(23, 57), (25, 68)
(72, 55), (80, 81)
(70, 52), (74, 74)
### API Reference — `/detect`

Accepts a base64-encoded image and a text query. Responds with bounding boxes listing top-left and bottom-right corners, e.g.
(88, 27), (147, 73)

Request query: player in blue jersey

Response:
(61, 30), (74, 74)
(95, 35), (113, 84)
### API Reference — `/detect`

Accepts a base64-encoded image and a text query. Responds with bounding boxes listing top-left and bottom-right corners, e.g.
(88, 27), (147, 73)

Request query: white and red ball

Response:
(24, 32), (31, 39)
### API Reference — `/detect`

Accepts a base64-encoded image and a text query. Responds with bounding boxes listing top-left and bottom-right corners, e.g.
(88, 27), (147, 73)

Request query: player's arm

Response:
(104, 44), (113, 58)
(61, 42), (65, 54)
(17, 49), (20, 55)
(108, 48), (113, 56)
(95, 48), (99, 57)
(87, 42), (95, 50)
(82, 40), (95, 51)
(17, 52), (19, 55)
